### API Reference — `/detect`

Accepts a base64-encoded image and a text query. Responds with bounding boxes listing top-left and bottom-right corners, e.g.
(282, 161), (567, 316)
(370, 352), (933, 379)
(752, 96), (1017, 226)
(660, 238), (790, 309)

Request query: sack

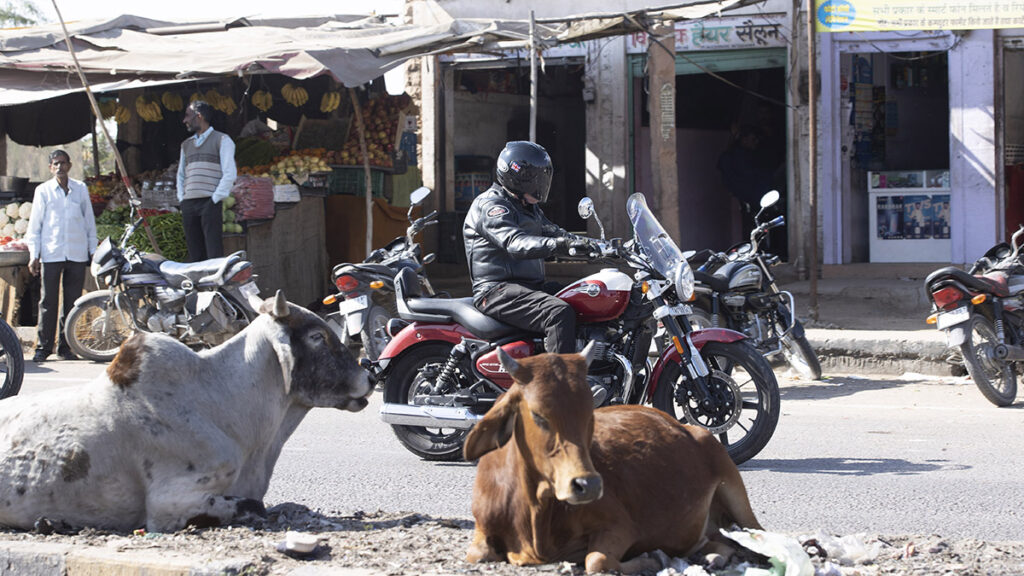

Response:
(232, 176), (275, 221)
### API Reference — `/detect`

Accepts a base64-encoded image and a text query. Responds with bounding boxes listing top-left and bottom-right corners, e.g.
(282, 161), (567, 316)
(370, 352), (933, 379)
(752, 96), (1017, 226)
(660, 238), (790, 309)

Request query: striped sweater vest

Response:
(182, 131), (225, 200)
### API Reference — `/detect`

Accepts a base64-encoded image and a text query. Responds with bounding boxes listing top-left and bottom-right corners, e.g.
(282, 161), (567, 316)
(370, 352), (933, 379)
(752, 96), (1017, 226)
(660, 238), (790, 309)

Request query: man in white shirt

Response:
(176, 100), (236, 262)
(24, 149), (98, 362)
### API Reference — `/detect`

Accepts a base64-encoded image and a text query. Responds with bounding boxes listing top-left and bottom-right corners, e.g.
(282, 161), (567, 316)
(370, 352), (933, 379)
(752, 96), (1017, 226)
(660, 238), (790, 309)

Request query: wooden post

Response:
(647, 20), (680, 240)
(348, 88), (374, 258)
(807, 0), (819, 321)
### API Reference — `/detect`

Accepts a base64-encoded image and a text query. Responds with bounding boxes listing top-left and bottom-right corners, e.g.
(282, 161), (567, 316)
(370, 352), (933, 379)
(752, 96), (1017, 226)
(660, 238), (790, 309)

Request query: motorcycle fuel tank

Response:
(715, 261), (763, 292)
(556, 268), (632, 323)
(475, 340), (534, 389)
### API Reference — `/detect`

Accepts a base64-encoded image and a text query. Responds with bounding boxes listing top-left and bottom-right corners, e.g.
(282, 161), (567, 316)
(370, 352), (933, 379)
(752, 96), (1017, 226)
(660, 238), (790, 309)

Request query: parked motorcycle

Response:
(323, 186), (438, 360)
(925, 227), (1024, 406)
(690, 190), (823, 380)
(369, 193), (780, 465)
(64, 203), (261, 362)
(0, 316), (24, 399)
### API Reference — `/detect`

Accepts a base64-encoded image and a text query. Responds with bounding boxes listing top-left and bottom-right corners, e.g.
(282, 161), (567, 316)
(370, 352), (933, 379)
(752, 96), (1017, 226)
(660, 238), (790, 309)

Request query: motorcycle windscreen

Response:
(626, 193), (684, 276)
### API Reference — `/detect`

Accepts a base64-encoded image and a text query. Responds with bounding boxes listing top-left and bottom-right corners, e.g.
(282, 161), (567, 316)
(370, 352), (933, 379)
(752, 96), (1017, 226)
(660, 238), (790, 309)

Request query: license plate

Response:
(336, 294), (369, 315)
(239, 281), (260, 299)
(937, 306), (969, 330)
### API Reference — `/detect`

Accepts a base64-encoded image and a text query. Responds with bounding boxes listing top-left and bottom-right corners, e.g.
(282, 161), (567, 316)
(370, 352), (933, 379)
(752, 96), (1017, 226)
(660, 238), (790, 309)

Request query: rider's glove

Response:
(566, 237), (598, 256)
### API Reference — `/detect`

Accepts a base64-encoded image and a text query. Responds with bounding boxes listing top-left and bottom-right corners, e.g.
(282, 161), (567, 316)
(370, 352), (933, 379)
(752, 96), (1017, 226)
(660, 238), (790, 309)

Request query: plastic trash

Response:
(275, 530), (323, 557)
(721, 529), (814, 576)
(800, 531), (882, 565)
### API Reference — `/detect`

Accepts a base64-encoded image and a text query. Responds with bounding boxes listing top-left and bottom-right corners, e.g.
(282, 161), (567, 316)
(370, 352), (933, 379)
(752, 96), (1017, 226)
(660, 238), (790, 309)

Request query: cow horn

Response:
(496, 347), (522, 378)
(580, 340), (597, 367)
(271, 290), (289, 318)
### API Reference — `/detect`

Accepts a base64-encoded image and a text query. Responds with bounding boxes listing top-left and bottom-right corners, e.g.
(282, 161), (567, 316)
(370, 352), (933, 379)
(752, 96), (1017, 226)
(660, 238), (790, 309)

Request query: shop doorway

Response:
(1003, 48), (1024, 240)
(838, 51), (950, 263)
(633, 59), (787, 256)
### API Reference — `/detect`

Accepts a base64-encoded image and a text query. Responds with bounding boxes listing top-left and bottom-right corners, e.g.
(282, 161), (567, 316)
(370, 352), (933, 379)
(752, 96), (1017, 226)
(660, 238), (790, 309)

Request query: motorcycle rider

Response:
(463, 141), (595, 355)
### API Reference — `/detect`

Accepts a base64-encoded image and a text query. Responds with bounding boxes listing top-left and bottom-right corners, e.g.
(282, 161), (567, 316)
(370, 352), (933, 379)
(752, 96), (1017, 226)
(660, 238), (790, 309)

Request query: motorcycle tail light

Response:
(335, 274), (359, 292)
(931, 286), (965, 310)
(228, 267), (252, 283)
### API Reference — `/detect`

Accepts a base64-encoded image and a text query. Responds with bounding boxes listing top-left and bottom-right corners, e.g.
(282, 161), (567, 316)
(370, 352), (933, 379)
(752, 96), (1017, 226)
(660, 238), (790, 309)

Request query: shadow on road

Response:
(744, 457), (970, 476)
(779, 376), (950, 401)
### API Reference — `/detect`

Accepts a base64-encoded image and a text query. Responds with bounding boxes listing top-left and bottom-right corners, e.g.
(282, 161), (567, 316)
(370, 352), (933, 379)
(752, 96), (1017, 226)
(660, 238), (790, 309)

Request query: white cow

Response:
(0, 291), (371, 533)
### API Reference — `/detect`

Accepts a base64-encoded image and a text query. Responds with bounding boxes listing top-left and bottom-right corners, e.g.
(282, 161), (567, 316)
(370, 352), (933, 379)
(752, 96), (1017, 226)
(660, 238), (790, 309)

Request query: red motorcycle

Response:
(367, 193), (780, 464)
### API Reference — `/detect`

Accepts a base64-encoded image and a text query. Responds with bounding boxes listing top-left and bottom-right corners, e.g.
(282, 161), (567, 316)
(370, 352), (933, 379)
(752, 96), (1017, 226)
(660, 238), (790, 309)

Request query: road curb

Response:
(806, 329), (952, 377)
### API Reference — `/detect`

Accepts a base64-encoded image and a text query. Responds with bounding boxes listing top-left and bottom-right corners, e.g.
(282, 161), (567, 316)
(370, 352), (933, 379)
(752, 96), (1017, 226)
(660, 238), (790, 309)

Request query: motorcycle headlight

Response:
(673, 262), (695, 302)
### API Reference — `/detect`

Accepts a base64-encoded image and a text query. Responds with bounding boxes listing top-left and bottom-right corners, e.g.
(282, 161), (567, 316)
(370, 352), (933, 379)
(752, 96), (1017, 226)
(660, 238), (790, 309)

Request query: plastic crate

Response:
(454, 172), (490, 210)
(329, 167), (385, 197)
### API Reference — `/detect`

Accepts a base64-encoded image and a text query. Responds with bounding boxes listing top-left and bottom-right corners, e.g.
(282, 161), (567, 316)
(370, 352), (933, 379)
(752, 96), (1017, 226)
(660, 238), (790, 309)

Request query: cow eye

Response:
(309, 331), (326, 345)
(531, 411), (549, 430)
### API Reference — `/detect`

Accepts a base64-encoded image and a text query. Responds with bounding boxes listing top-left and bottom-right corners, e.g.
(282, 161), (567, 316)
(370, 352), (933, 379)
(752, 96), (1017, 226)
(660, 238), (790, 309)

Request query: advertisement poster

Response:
(931, 194), (951, 239)
(877, 195), (903, 240)
(903, 195), (930, 239)
(815, 0), (1024, 32)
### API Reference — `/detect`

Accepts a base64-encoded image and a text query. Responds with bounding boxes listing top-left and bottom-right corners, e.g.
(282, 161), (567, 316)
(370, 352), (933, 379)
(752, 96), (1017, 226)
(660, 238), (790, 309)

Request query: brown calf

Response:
(463, 343), (763, 574)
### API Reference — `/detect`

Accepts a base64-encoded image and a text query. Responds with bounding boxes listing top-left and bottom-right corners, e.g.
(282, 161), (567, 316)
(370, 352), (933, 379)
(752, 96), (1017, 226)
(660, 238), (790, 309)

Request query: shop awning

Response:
(0, 0), (755, 107)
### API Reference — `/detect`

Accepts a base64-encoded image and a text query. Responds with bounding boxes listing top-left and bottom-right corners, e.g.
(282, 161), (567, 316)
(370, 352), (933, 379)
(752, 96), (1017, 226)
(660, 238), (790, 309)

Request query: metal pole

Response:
(807, 0), (819, 321)
(529, 10), (537, 143)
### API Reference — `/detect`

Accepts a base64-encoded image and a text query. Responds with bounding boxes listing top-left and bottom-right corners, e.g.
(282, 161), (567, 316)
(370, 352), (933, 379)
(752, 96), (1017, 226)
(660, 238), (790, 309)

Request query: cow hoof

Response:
(33, 517), (55, 535)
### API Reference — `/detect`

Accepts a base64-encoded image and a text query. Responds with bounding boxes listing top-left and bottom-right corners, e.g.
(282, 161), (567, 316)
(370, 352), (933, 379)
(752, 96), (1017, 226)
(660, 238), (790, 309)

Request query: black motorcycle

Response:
(323, 186), (438, 360)
(690, 190), (823, 380)
(64, 202), (261, 362)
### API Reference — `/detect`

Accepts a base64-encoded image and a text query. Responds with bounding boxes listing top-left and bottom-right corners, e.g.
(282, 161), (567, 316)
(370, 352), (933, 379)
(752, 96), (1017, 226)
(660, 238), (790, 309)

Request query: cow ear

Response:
(580, 340), (597, 367)
(497, 347), (532, 384)
(269, 329), (296, 394)
(259, 290), (290, 319)
(464, 389), (519, 461)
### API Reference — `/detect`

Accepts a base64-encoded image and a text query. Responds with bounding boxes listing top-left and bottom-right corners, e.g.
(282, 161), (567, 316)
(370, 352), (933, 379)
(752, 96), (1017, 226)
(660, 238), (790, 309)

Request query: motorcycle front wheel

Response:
(960, 314), (1017, 407)
(64, 291), (136, 362)
(0, 318), (24, 399)
(653, 340), (780, 465)
(776, 310), (822, 380)
(383, 343), (469, 461)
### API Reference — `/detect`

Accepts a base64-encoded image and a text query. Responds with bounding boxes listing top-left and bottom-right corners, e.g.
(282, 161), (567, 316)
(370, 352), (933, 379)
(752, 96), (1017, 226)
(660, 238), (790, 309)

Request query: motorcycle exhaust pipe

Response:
(993, 343), (1024, 361)
(379, 403), (483, 429)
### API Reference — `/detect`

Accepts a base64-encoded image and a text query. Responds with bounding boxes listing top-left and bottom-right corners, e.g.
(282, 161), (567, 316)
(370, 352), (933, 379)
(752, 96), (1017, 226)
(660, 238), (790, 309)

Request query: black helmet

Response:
(496, 141), (553, 203)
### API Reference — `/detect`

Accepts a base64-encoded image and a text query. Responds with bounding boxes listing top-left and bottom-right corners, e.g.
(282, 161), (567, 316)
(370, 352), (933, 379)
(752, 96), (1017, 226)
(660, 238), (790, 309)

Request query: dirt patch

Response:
(2, 505), (1023, 575)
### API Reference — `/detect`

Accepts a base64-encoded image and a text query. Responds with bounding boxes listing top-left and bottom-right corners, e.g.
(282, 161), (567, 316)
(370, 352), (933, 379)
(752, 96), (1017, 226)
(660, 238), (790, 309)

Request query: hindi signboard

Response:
(816, 0), (1024, 32)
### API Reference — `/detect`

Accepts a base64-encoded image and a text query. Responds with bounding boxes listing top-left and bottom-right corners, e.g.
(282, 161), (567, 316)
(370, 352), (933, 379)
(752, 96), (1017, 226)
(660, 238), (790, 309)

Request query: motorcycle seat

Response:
(335, 262), (396, 277)
(693, 270), (731, 293)
(925, 266), (1010, 298)
(159, 251), (247, 288)
(394, 268), (519, 339)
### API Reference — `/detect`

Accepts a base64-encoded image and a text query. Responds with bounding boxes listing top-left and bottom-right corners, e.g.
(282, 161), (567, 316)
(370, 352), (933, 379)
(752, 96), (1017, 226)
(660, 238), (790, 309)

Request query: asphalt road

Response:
(16, 359), (1024, 541)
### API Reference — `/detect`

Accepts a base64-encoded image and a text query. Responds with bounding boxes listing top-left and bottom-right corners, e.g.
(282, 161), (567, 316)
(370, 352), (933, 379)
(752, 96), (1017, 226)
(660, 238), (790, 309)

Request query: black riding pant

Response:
(181, 197), (223, 262)
(474, 282), (576, 354)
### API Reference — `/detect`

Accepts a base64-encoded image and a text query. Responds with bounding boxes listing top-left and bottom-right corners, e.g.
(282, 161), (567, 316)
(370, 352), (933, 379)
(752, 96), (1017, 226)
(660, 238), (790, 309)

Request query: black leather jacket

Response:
(463, 184), (570, 296)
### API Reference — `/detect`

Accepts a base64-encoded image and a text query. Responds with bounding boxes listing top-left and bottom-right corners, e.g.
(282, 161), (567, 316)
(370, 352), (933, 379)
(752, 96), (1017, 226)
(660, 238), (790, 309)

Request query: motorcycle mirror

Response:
(577, 197), (595, 220)
(760, 190), (780, 209)
(423, 253), (436, 265)
(408, 187), (432, 223)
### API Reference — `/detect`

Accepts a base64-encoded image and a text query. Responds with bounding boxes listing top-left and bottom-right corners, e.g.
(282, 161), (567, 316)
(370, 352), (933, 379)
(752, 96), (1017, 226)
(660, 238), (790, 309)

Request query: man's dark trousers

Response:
(181, 197), (223, 262)
(37, 260), (86, 355)
(475, 282), (576, 353)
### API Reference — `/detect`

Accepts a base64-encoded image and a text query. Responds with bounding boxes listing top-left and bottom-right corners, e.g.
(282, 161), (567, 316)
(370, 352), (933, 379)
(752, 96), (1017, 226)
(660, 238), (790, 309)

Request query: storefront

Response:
(627, 13), (792, 255)
(1001, 31), (1024, 241)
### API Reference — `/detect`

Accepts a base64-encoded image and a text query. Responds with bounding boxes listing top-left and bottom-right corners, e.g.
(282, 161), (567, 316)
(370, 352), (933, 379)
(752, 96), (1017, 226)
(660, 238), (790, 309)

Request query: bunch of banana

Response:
(160, 91), (184, 112)
(135, 95), (164, 123)
(114, 104), (131, 124)
(319, 91), (341, 113)
(281, 83), (309, 107)
(97, 99), (117, 119)
(204, 89), (237, 115)
(251, 90), (273, 112)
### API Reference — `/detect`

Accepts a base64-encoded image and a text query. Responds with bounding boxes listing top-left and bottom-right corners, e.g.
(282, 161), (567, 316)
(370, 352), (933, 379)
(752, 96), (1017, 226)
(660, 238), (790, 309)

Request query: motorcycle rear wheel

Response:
(360, 302), (397, 362)
(0, 318), (24, 399)
(652, 340), (780, 465)
(64, 292), (135, 362)
(960, 314), (1017, 407)
(383, 343), (469, 461)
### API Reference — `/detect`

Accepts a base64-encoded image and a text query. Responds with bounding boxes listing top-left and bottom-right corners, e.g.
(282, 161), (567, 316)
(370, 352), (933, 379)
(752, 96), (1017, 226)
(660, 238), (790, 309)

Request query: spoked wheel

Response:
(64, 292), (135, 362)
(960, 314), (1017, 407)
(653, 340), (780, 464)
(0, 318), (24, 399)
(383, 343), (470, 461)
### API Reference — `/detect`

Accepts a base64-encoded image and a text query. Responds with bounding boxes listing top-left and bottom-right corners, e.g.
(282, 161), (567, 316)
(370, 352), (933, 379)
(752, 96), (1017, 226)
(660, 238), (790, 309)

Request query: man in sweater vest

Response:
(176, 100), (237, 262)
